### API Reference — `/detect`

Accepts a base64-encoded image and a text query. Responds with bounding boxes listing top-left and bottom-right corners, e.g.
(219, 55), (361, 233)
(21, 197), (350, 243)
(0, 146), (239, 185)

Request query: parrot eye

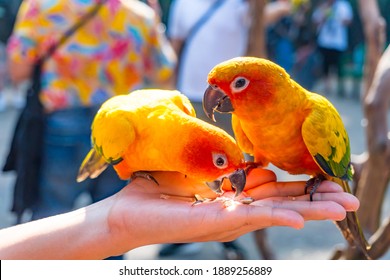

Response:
(212, 153), (228, 169)
(231, 76), (249, 93)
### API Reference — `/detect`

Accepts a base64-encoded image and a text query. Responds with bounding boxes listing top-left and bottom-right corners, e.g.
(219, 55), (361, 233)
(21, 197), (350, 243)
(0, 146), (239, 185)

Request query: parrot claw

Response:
(305, 174), (326, 201)
(244, 161), (260, 175)
(131, 171), (159, 185)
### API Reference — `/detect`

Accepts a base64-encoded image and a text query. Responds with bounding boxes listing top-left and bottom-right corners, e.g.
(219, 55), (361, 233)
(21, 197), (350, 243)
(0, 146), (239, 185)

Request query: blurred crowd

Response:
(1, 0), (383, 112)
(0, 0), (389, 260)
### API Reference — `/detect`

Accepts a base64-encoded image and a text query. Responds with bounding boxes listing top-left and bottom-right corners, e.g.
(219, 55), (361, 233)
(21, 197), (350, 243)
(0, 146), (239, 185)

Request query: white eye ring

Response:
(212, 153), (228, 169)
(230, 76), (249, 93)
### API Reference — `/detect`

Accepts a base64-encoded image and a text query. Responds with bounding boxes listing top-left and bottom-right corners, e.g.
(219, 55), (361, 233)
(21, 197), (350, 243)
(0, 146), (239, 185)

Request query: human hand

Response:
(106, 168), (359, 256)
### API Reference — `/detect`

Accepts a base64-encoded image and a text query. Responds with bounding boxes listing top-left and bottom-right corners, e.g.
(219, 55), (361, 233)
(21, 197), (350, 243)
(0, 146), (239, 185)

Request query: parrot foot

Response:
(304, 174), (327, 201)
(131, 171), (159, 185)
(244, 161), (260, 176)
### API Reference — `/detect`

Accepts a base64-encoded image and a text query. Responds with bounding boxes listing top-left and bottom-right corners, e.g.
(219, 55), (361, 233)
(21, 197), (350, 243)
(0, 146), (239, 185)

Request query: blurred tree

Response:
(246, 0), (267, 57)
(358, 0), (386, 97)
(333, 0), (389, 260)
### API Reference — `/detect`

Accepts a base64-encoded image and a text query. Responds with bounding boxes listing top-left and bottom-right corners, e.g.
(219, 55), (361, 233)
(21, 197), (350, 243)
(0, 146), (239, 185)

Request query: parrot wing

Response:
(232, 114), (254, 155)
(77, 97), (136, 182)
(169, 91), (197, 117)
(92, 108), (136, 164)
(76, 149), (108, 182)
(301, 97), (352, 180)
(77, 90), (195, 182)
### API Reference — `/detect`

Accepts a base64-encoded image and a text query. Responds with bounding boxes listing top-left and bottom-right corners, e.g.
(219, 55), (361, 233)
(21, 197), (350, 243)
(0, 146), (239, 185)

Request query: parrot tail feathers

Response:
(77, 149), (109, 182)
(332, 178), (372, 259)
(335, 212), (372, 259)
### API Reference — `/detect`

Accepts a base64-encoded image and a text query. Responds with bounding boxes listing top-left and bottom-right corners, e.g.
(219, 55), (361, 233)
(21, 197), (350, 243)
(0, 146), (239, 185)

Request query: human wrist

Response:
(48, 197), (116, 259)
(73, 194), (129, 259)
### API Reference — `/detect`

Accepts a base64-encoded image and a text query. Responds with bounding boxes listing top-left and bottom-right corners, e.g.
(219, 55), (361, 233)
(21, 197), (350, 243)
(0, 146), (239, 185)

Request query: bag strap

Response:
(40, 0), (106, 62)
(176, 0), (225, 88)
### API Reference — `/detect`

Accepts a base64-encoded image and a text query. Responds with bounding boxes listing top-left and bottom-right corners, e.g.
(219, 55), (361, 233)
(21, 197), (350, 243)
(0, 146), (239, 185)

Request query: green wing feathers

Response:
(303, 103), (370, 257)
(91, 109), (135, 164)
(302, 101), (353, 180)
(77, 149), (108, 182)
(77, 99), (136, 182)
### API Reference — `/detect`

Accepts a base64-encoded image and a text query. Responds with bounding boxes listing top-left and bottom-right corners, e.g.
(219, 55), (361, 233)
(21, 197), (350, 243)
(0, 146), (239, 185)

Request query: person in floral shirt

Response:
(7, 0), (176, 235)
(8, 0), (175, 112)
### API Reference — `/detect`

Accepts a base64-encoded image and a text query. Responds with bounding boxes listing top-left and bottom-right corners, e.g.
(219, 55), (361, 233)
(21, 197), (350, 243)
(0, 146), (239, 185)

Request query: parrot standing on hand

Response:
(77, 89), (247, 200)
(203, 56), (371, 258)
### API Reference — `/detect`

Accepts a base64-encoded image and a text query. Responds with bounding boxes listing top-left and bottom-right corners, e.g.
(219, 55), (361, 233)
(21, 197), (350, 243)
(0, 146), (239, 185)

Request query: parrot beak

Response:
(229, 169), (246, 197)
(206, 169), (246, 197)
(206, 180), (225, 195)
(203, 85), (234, 122)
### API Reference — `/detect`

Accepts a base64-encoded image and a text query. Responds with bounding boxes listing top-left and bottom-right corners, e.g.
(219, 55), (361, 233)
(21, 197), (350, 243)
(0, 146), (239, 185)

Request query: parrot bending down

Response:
(203, 56), (371, 258)
(77, 89), (246, 199)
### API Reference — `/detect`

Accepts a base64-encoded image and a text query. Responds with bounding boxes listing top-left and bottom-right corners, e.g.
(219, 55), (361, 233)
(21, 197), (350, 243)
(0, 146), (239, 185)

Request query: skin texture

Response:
(77, 89), (246, 195)
(0, 168), (359, 259)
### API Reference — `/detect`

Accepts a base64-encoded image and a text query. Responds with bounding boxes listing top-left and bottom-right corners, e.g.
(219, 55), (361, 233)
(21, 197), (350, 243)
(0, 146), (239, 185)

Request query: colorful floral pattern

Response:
(7, 0), (176, 111)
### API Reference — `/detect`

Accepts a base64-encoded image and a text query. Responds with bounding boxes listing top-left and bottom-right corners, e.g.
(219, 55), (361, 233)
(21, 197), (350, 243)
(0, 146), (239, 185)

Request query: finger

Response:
(196, 200), (306, 231)
(278, 192), (360, 212)
(316, 180), (345, 193)
(244, 168), (277, 190)
(251, 207), (306, 229)
(233, 203), (306, 230)
(169, 201), (306, 244)
(220, 167), (276, 193)
(313, 192), (360, 212)
(251, 199), (347, 221)
(246, 180), (344, 200)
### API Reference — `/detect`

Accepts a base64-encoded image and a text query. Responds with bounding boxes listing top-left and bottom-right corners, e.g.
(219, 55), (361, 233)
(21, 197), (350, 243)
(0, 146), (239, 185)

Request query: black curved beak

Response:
(206, 180), (224, 195)
(206, 169), (246, 197)
(203, 86), (234, 122)
(229, 169), (246, 197)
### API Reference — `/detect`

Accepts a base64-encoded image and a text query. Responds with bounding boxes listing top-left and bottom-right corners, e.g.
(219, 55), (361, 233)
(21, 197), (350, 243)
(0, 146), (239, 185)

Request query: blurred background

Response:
(0, 0), (389, 260)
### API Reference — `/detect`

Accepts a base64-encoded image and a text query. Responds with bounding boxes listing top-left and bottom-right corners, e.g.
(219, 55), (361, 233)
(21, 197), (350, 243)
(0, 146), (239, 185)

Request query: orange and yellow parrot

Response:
(77, 89), (246, 198)
(203, 56), (370, 258)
